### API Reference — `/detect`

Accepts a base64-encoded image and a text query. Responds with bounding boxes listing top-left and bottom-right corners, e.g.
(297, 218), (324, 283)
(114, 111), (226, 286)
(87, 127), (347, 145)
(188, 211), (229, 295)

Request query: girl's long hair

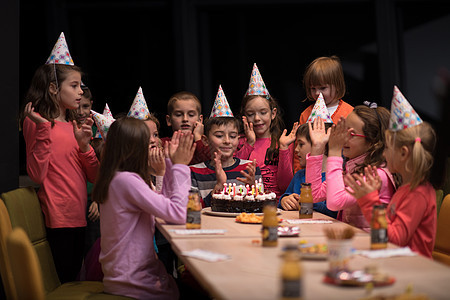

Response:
(92, 117), (151, 204)
(351, 105), (390, 174)
(20, 64), (81, 127)
(240, 94), (284, 164)
(385, 122), (436, 190)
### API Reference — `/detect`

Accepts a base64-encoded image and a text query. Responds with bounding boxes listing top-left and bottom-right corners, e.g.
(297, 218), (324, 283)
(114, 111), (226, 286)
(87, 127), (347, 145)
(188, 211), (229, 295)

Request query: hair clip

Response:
(415, 137), (422, 143)
(363, 101), (378, 108)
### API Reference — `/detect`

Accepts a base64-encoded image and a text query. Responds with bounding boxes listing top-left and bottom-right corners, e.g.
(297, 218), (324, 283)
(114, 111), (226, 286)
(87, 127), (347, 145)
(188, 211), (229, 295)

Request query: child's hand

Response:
(279, 122), (299, 150)
(309, 117), (331, 155)
(343, 166), (381, 199)
(167, 131), (196, 165)
(193, 121), (204, 142)
(87, 201), (100, 222)
(236, 159), (256, 186)
(242, 116), (256, 146)
(73, 114), (94, 153)
(328, 116), (348, 157)
(213, 151), (227, 192)
(280, 193), (300, 211)
(24, 102), (48, 124)
(148, 147), (166, 176)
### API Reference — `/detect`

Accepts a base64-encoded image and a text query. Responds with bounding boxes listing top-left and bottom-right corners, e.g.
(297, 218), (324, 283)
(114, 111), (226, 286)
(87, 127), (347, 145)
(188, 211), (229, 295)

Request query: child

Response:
(92, 117), (195, 299)
(162, 91), (210, 165)
(236, 64), (297, 200)
(190, 116), (262, 207)
(278, 123), (338, 218)
(344, 87), (437, 257)
(306, 105), (395, 232)
(21, 33), (99, 283)
(294, 56), (354, 173)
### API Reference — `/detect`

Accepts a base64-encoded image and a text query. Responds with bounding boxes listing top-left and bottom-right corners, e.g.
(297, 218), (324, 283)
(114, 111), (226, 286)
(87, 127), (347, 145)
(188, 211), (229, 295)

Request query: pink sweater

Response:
(357, 183), (436, 257)
(100, 160), (189, 300)
(236, 137), (293, 199)
(306, 153), (395, 231)
(23, 117), (99, 228)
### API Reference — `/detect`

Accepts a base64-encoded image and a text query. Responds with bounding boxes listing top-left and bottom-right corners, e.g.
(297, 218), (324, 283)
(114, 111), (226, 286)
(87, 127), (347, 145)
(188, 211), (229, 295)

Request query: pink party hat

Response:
(210, 85), (234, 117)
(245, 63), (270, 96)
(45, 32), (74, 65)
(94, 104), (113, 138)
(306, 93), (333, 123)
(389, 86), (423, 131)
(92, 109), (115, 140)
(127, 87), (150, 120)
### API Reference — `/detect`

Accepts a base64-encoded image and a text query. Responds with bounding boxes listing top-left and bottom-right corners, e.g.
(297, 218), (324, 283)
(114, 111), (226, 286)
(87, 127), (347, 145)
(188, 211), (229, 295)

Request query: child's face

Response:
(166, 99), (202, 134)
(203, 123), (239, 162)
(244, 96), (276, 138)
(342, 112), (371, 159)
(309, 84), (338, 106)
(295, 135), (312, 168)
(145, 120), (160, 149)
(56, 71), (83, 110)
(77, 95), (92, 124)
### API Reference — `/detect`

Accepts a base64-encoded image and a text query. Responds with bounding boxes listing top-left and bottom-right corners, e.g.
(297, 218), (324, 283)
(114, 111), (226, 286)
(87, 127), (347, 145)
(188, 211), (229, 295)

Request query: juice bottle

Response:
(281, 245), (303, 300)
(371, 204), (388, 249)
(298, 183), (313, 219)
(262, 205), (278, 247)
(186, 188), (201, 229)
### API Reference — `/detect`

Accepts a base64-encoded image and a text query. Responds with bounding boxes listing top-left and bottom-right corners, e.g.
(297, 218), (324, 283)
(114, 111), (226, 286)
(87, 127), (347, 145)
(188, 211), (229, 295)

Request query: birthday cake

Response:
(211, 181), (277, 213)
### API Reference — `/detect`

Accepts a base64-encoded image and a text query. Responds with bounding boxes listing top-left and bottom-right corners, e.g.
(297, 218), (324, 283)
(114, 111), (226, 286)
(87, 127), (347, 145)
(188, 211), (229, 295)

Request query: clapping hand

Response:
(166, 131), (196, 165)
(344, 165), (382, 199)
(213, 151), (227, 192)
(236, 159), (257, 186)
(148, 147), (166, 176)
(73, 114), (94, 153)
(279, 122), (299, 150)
(328, 117), (348, 157)
(242, 116), (256, 146)
(193, 121), (204, 142)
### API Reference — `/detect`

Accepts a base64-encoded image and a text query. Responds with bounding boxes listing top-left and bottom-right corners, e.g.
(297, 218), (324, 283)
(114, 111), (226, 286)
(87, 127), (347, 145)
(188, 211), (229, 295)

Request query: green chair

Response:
(1, 187), (134, 299)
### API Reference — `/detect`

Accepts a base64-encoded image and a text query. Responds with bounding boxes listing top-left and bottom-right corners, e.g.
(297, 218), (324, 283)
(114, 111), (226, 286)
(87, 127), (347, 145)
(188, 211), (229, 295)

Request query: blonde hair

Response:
(303, 56), (346, 102)
(167, 91), (202, 115)
(385, 122), (436, 189)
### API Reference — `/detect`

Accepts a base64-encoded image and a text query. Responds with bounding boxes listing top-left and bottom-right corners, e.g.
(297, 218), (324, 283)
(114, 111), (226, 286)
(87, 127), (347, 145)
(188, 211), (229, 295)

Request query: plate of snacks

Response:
(298, 241), (328, 260)
(324, 265), (395, 287)
(235, 213), (283, 224)
(278, 226), (300, 237)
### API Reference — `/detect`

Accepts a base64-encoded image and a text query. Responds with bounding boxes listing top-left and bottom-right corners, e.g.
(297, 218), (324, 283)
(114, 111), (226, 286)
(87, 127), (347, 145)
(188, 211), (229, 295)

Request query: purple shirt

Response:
(100, 159), (190, 299)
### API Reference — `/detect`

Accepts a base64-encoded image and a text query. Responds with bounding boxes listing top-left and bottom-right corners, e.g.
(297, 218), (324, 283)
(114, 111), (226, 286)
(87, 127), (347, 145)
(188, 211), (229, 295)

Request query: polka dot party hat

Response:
(127, 87), (150, 120)
(389, 85), (423, 131)
(94, 103), (113, 138)
(45, 32), (74, 65)
(210, 85), (234, 118)
(245, 63), (270, 97)
(92, 109), (115, 140)
(306, 92), (333, 123)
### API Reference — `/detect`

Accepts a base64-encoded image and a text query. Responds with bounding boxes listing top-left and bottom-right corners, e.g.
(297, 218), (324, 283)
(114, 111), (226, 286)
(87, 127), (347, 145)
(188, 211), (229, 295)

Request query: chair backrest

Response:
(0, 200), (17, 300)
(6, 227), (45, 300)
(1, 187), (61, 293)
(433, 194), (450, 266)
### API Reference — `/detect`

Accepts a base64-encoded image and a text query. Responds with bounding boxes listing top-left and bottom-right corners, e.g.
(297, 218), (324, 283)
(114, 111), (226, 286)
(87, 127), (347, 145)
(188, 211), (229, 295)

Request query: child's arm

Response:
(235, 116), (256, 159)
(277, 122), (298, 192)
(305, 154), (327, 202)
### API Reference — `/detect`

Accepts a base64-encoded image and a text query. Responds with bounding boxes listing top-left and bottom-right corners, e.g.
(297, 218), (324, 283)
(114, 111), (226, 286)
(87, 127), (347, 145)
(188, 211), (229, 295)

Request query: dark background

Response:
(2, 0), (450, 190)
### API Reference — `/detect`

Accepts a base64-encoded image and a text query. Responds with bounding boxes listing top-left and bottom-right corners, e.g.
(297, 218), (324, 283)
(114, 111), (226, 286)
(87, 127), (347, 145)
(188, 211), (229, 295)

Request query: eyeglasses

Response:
(349, 132), (367, 138)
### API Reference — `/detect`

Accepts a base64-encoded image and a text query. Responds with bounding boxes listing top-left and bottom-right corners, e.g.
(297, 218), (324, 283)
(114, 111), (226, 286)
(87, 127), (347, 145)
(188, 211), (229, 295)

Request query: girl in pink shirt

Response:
(344, 122), (437, 257)
(306, 105), (396, 231)
(92, 118), (195, 300)
(22, 62), (99, 283)
(236, 64), (298, 200)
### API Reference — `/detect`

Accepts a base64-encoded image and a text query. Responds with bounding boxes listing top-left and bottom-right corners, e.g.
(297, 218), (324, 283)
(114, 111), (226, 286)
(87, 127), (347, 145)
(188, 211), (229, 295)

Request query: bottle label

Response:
(371, 228), (388, 244)
(263, 226), (278, 242)
(299, 202), (313, 215)
(186, 210), (201, 225)
(282, 279), (301, 298)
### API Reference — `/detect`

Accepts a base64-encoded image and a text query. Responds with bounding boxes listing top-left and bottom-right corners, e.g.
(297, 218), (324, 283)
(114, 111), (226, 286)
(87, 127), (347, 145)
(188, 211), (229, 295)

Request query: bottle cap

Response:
(301, 182), (311, 187)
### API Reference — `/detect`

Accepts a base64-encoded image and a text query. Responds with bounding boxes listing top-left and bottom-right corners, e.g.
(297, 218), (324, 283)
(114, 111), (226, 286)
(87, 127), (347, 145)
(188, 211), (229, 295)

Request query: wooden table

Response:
(157, 209), (450, 300)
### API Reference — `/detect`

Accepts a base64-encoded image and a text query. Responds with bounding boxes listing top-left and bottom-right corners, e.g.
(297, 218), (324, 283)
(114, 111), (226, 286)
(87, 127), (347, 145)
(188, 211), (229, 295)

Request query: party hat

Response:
(94, 104), (113, 138)
(210, 85), (234, 118)
(127, 87), (150, 120)
(92, 109), (115, 140)
(389, 86), (423, 131)
(45, 32), (74, 65)
(245, 63), (270, 96)
(306, 93), (333, 123)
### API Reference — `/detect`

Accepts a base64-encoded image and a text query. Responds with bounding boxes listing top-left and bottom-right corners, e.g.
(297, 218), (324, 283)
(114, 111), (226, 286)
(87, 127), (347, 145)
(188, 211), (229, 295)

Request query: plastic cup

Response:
(327, 239), (353, 277)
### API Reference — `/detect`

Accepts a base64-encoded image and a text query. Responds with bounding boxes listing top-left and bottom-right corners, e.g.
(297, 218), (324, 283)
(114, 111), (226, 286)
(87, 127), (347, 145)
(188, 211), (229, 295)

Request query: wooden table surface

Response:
(157, 209), (450, 300)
